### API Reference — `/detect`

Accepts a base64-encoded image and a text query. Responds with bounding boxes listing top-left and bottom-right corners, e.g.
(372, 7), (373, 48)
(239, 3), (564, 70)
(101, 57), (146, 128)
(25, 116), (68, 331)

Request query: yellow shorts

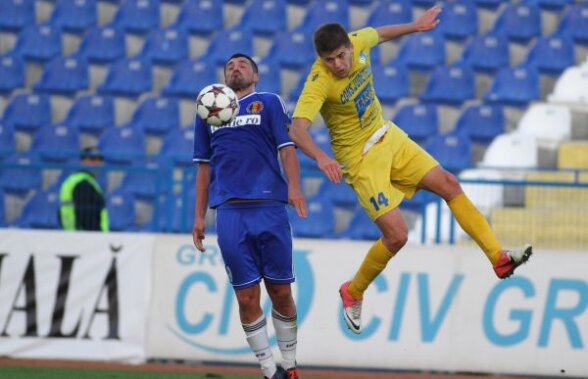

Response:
(346, 123), (439, 221)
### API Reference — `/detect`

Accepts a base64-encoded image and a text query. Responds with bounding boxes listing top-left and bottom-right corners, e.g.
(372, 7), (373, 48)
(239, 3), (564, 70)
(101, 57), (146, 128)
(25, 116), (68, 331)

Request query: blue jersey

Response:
(193, 91), (294, 208)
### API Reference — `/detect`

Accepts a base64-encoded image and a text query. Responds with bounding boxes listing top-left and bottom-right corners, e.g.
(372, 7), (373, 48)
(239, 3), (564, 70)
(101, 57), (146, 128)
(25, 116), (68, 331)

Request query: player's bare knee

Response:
(441, 171), (463, 200)
(382, 230), (408, 252)
(236, 291), (259, 310)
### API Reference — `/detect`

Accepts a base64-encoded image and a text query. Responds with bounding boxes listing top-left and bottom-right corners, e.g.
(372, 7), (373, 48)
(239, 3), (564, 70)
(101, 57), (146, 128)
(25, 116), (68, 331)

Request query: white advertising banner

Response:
(0, 229), (153, 363)
(148, 235), (588, 377)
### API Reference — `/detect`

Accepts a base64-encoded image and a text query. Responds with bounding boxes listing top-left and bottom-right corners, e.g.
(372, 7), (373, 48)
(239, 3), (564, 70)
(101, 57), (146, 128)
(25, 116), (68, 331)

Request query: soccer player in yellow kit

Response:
(289, 6), (533, 334)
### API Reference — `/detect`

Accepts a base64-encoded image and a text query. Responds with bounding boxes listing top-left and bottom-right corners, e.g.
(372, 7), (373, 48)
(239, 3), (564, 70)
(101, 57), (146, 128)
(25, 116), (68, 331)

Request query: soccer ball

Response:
(196, 83), (240, 126)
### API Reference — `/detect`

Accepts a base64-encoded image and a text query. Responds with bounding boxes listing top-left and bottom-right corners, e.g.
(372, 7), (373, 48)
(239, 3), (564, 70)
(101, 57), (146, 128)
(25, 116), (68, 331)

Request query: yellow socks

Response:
(448, 193), (502, 265)
(349, 238), (395, 299)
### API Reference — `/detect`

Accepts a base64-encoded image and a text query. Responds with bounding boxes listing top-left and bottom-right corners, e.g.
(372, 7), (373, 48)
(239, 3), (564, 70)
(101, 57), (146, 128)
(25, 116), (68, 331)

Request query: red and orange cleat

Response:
(493, 244), (533, 279)
(339, 281), (362, 334)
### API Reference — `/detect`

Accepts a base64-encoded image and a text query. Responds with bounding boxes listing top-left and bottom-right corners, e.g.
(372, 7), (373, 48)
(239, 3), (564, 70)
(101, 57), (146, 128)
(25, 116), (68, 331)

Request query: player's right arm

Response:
(193, 162), (209, 252)
(376, 5), (441, 44)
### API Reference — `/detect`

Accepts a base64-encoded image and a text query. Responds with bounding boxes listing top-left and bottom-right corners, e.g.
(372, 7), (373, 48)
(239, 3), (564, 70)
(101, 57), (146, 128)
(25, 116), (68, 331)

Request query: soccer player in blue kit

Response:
(192, 53), (307, 379)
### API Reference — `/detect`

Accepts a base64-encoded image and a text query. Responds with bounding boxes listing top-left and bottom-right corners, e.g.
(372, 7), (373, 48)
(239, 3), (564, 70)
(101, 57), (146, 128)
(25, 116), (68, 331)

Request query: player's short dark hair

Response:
(225, 53), (258, 73)
(313, 23), (351, 56)
(80, 146), (104, 161)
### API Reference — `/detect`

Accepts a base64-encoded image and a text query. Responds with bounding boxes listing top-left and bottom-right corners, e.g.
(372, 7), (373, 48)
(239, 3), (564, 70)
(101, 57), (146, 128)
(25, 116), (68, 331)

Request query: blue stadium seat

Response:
(160, 126), (194, 167)
(107, 188), (136, 231)
(288, 196), (335, 238)
(13, 23), (62, 62)
(438, 0), (478, 41)
(525, 34), (575, 76)
(372, 61), (409, 104)
(98, 57), (152, 97)
(33, 55), (89, 96)
(288, 65), (312, 101)
(77, 25), (126, 64)
(524, 0), (571, 11)
(0, 188), (5, 226)
(113, 0), (160, 34)
(170, 188), (195, 233)
(317, 181), (357, 208)
(366, 0), (412, 27)
(15, 188), (61, 229)
(473, 0), (503, 9)
(130, 96), (179, 136)
(121, 156), (172, 200)
(454, 102), (505, 144)
(339, 207), (380, 241)
(1, 92), (51, 133)
(206, 28), (254, 67)
(297, 0), (349, 33)
(400, 189), (436, 213)
(419, 63), (475, 105)
(65, 94), (114, 136)
(0, 121), (15, 160)
(0, 52), (24, 94)
(423, 131), (472, 174)
(266, 30), (316, 70)
(173, 0), (223, 36)
(239, 0), (287, 37)
(139, 27), (188, 66)
(412, 0), (436, 7)
(556, 3), (588, 45)
(392, 103), (438, 144)
(0, 0), (35, 31)
(98, 124), (146, 164)
(31, 123), (80, 163)
(349, 0), (372, 5)
(50, 0), (97, 34)
(162, 58), (217, 98)
(491, 2), (541, 43)
(395, 29), (446, 71)
(0, 153), (42, 195)
(256, 58), (282, 95)
(286, 0), (311, 4)
(460, 32), (509, 73)
(483, 64), (540, 107)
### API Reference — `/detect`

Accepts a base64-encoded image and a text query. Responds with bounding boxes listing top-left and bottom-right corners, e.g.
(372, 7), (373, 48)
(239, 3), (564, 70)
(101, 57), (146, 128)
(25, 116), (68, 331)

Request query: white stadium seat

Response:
(517, 103), (572, 141)
(547, 65), (588, 104)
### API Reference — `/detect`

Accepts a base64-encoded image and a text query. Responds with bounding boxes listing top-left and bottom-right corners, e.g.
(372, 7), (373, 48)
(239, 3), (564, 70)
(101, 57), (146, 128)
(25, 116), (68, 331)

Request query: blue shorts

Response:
(216, 201), (294, 290)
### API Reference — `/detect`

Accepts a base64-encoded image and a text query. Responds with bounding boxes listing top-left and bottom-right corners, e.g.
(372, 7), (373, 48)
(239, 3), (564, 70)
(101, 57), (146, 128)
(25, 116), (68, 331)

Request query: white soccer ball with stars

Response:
(196, 83), (240, 126)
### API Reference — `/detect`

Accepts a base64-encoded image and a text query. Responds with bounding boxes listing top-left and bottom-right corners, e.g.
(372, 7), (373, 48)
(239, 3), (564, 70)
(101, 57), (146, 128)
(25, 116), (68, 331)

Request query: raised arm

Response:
(376, 5), (441, 44)
(289, 117), (343, 184)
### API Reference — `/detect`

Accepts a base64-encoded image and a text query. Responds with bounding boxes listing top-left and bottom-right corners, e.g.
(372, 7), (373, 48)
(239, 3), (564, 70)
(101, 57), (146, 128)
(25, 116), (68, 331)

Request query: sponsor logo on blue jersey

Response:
(210, 115), (262, 133)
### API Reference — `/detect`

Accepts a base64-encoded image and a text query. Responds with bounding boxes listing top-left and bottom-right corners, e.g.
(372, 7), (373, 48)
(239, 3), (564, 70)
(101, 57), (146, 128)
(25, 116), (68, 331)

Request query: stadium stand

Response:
(491, 2), (542, 43)
(423, 131), (472, 174)
(366, 0), (413, 28)
(98, 57), (153, 97)
(339, 207), (381, 241)
(31, 122), (80, 163)
(372, 61), (409, 104)
(266, 30), (316, 70)
(120, 156), (172, 200)
(395, 28), (446, 71)
(517, 103), (572, 142)
(162, 58), (217, 98)
(65, 94), (115, 136)
(159, 126), (193, 167)
(14, 188), (61, 229)
(139, 27), (189, 66)
(130, 95), (179, 136)
(1, 92), (51, 134)
(484, 64), (541, 106)
(172, 0), (224, 35)
(205, 27), (254, 67)
(49, 0), (98, 34)
(296, 0), (350, 33)
(98, 124), (146, 164)
(0, 0), (35, 32)
(437, 0), (478, 41)
(106, 187), (137, 231)
(288, 196), (335, 238)
(419, 63), (476, 105)
(459, 32), (510, 74)
(547, 64), (588, 104)
(113, 0), (161, 34)
(238, 0), (287, 37)
(556, 3), (588, 45)
(0, 52), (24, 94)
(0, 121), (15, 159)
(0, 152), (42, 195)
(33, 55), (89, 96)
(479, 132), (539, 168)
(77, 25), (127, 64)
(525, 34), (575, 76)
(454, 102), (505, 145)
(256, 58), (282, 95)
(13, 23), (62, 63)
(392, 102), (439, 144)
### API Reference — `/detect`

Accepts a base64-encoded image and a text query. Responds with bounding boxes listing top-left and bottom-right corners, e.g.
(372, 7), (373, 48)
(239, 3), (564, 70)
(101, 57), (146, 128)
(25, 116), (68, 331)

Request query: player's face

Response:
(224, 57), (259, 92)
(320, 45), (353, 78)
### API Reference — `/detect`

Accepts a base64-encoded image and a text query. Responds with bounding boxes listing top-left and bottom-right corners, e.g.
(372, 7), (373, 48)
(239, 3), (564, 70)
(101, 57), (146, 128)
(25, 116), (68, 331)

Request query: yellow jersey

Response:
(293, 27), (387, 168)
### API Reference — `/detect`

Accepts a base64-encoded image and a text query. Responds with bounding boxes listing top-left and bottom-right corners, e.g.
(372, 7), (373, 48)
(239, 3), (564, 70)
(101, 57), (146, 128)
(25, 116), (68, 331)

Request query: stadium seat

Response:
(296, 0), (349, 33)
(0, 53), (24, 94)
(473, 0), (502, 9)
(392, 103), (439, 143)
(491, 2), (541, 43)
(130, 96), (179, 136)
(98, 57), (152, 97)
(0, 153), (42, 195)
(49, 0), (97, 34)
(239, 0), (286, 37)
(288, 65), (311, 102)
(77, 25), (126, 64)
(113, 0), (160, 34)
(317, 180), (357, 208)
(437, 0), (478, 41)
(479, 132), (538, 168)
(162, 58), (217, 98)
(121, 156), (172, 200)
(366, 0), (412, 28)
(160, 126), (194, 167)
(173, 0), (223, 36)
(205, 28), (254, 67)
(412, 0), (436, 8)
(547, 65), (588, 104)
(106, 188), (136, 231)
(419, 63), (475, 105)
(288, 196), (335, 238)
(454, 102), (505, 144)
(459, 32), (509, 73)
(517, 103), (571, 141)
(13, 23), (62, 62)
(524, 34), (575, 76)
(372, 61), (409, 104)
(484, 64), (540, 107)
(31, 123), (80, 163)
(0, 0), (35, 31)
(15, 188), (61, 229)
(524, 0), (571, 11)
(395, 29), (446, 71)
(339, 207), (380, 241)
(170, 188), (195, 233)
(400, 188), (436, 213)
(458, 168), (504, 210)
(266, 30), (316, 70)
(33, 55), (89, 96)
(423, 131), (472, 174)
(256, 58), (282, 95)
(65, 94), (114, 136)
(1, 92), (51, 133)
(556, 3), (588, 44)
(98, 124), (146, 164)
(138, 27), (188, 66)
(0, 121), (15, 160)
(0, 188), (5, 226)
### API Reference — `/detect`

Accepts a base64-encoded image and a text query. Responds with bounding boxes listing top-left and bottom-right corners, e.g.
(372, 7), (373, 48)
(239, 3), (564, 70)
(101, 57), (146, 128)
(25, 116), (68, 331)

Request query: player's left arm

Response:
(279, 146), (307, 218)
(376, 5), (441, 44)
